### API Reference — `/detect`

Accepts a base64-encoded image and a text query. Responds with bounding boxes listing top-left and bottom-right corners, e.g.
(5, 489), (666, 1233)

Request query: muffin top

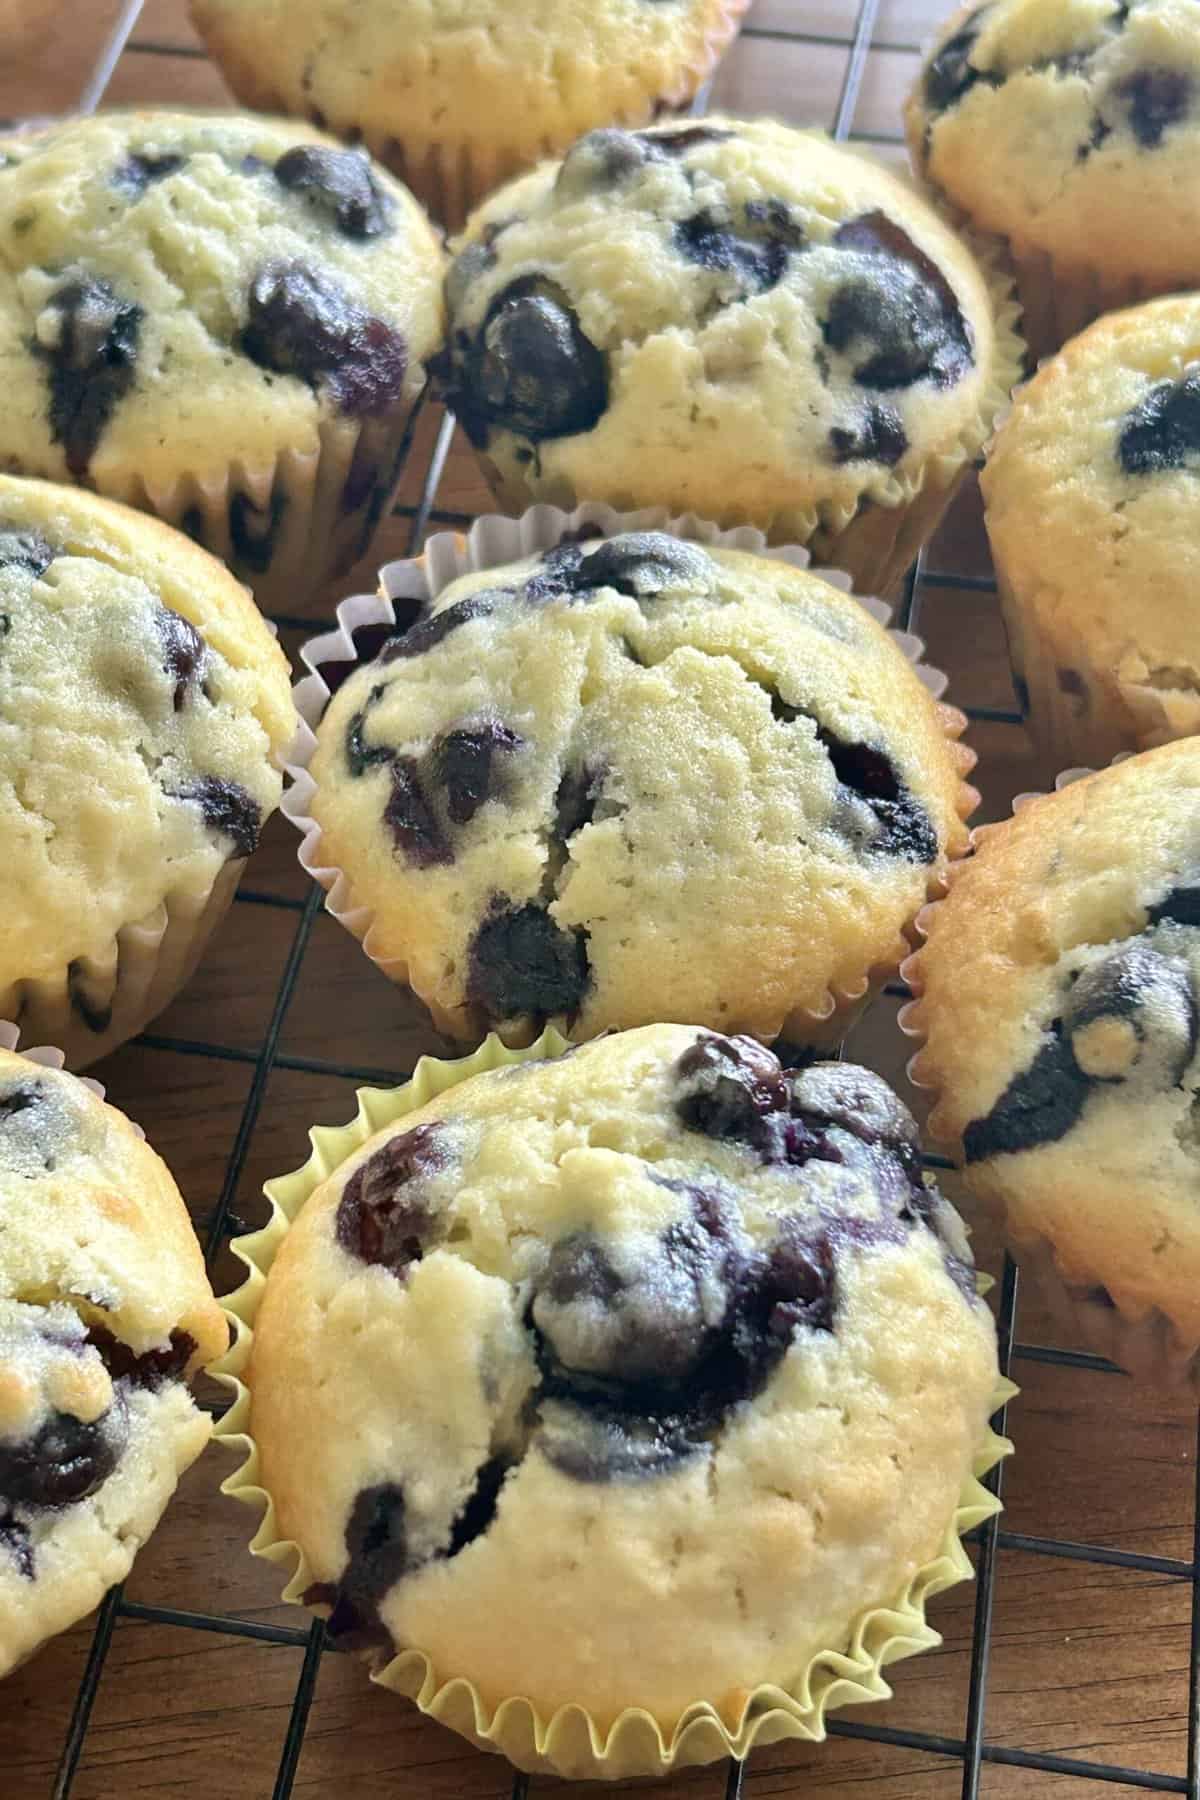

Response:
(189, 0), (741, 167)
(982, 295), (1200, 749)
(0, 476), (294, 989)
(0, 110), (444, 492)
(0, 1049), (226, 1676)
(435, 118), (1013, 535)
(249, 1024), (999, 1728)
(907, 0), (1200, 284)
(908, 743), (1200, 1334)
(308, 531), (972, 1044)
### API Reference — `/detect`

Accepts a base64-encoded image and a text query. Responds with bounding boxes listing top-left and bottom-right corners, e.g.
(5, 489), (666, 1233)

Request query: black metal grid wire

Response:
(32, 1), (1200, 1794)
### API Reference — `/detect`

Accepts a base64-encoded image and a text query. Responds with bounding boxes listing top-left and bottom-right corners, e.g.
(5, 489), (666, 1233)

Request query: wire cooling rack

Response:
(19, 0), (1200, 1795)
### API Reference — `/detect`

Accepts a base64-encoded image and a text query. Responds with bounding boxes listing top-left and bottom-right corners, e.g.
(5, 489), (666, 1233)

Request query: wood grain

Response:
(0, 4), (1185, 1798)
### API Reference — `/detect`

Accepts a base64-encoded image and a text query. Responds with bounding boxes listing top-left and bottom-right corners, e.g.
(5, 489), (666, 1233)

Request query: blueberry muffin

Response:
(245, 1024), (1001, 1769)
(304, 530), (976, 1047)
(1, 1049), (226, 1677)
(907, 0), (1200, 357)
(906, 742), (1200, 1376)
(188, 0), (749, 227)
(0, 475), (294, 1067)
(432, 119), (1022, 596)
(0, 109), (444, 609)
(983, 295), (1200, 769)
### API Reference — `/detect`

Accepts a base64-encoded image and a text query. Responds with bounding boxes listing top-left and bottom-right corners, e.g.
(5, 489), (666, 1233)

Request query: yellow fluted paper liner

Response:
(899, 755), (1200, 1391)
(213, 1029), (1014, 1780)
(282, 500), (975, 1053)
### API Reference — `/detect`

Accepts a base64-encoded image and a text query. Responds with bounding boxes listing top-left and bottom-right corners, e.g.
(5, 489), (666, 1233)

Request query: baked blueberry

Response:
(571, 531), (713, 599)
(112, 151), (186, 196)
(1115, 67), (1192, 148)
(273, 144), (395, 239)
(1149, 882), (1200, 929)
(675, 1033), (791, 1155)
(826, 212), (973, 390)
(33, 277), (142, 477)
(154, 605), (208, 711)
(964, 936), (1198, 1162)
(432, 720), (522, 825)
(456, 276), (608, 444)
(922, 7), (999, 114)
(0, 1407), (126, 1511)
(173, 775), (262, 858)
(381, 757), (453, 867)
(0, 528), (54, 579)
(817, 728), (939, 863)
(829, 403), (908, 466)
(335, 1123), (451, 1276)
(242, 260), (409, 417)
(674, 210), (791, 295)
(380, 587), (514, 659)
(467, 900), (591, 1022)
(1118, 370), (1200, 475)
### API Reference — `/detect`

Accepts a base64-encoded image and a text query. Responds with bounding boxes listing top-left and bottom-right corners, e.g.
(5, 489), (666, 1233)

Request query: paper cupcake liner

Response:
(1004, 244), (1159, 366)
(212, 1028), (1014, 1780)
(897, 754), (1200, 1385)
(0, 859), (246, 1074)
(281, 500), (974, 1050)
(989, 543), (1200, 773)
(97, 389), (428, 614)
(467, 227), (1024, 599)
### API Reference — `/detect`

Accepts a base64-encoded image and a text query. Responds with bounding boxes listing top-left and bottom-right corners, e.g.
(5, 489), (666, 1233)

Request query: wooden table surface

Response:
(2, 4), (1192, 1798)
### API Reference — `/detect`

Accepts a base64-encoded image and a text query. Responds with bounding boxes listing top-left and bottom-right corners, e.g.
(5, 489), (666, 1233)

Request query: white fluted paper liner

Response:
(213, 1027), (1015, 1780)
(897, 752), (1200, 1390)
(281, 502), (967, 1046)
(0, 1020), (143, 1137)
(0, 860), (246, 1075)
